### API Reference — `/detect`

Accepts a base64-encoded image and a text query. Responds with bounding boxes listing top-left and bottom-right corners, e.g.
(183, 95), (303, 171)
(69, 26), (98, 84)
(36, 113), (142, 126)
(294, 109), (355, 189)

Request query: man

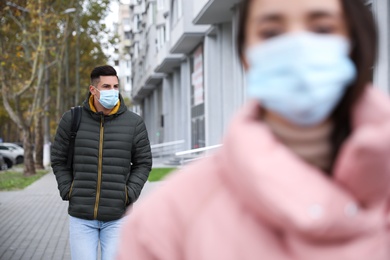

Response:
(51, 65), (152, 260)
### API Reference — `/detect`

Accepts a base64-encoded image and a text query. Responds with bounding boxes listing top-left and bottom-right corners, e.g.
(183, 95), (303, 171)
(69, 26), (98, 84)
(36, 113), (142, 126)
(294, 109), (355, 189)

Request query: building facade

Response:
(114, 2), (133, 99)
(124, 0), (390, 152)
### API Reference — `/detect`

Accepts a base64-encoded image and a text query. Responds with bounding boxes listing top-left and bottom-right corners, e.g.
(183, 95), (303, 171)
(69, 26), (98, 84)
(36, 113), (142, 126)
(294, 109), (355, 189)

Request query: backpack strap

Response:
(66, 106), (82, 169)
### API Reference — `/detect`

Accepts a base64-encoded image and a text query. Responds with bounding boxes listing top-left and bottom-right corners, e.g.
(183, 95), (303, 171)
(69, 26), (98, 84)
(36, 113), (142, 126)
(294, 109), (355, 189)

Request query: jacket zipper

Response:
(93, 114), (104, 219)
(68, 181), (74, 199)
(125, 186), (128, 205)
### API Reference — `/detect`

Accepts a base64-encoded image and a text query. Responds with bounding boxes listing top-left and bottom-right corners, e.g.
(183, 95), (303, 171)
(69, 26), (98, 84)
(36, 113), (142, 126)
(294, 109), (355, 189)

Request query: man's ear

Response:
(89, 85), (96, 94)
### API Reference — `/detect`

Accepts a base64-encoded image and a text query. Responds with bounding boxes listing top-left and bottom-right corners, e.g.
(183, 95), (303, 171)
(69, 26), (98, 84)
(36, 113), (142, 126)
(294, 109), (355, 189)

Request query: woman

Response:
(117, 0), (390, 259)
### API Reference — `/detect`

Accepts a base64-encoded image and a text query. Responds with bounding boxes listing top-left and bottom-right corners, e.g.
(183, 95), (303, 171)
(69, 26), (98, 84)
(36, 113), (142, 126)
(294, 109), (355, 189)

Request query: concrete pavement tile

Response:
(0, 171), (161, 260)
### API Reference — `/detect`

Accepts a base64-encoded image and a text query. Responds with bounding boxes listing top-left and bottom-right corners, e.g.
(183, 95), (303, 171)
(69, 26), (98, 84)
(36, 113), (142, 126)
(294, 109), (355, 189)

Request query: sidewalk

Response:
(0, 171), (162, 260)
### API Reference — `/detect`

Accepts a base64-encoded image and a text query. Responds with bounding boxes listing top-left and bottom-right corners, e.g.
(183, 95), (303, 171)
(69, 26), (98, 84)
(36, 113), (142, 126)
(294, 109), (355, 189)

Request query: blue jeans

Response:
(69, 215), (124, 260)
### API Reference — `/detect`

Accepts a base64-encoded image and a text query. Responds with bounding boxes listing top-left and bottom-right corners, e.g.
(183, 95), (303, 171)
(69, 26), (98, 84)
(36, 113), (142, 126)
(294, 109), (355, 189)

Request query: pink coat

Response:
(117, 87), (390, 260)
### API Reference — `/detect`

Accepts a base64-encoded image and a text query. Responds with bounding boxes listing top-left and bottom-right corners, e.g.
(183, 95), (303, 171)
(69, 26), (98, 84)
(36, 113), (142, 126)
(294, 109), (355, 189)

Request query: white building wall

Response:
(162, 76), (174, 142)
(220, 22), (236, 130)
(156, 84), (164, 143)
(203, 13), (244, 146)
(372, 0), (390, 94)
(126, 0), (389, 157)
(193, 0), (209, 19)
(143, 97), (152, 142)
(172, 69), (181, 140)
(204, 32), (223, 146)
(180, 60), (192, 150)
(151, 91), (159, 144)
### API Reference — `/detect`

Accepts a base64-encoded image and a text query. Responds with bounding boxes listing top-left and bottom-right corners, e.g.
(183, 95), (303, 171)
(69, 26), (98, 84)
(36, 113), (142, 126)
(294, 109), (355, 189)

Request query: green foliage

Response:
(0, 0), (118, 175)
(0, 0), (117, 137)
(148, 167), (177, 182)
(0, 0), (115, 109)
(0, 167), (49, 190)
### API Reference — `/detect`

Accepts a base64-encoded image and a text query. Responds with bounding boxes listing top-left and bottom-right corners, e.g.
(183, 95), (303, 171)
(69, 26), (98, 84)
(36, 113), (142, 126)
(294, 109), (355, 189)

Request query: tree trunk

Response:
(34, 115), (44, 170)
(22, 128), (36, 176)
(56, 57), (63, 122)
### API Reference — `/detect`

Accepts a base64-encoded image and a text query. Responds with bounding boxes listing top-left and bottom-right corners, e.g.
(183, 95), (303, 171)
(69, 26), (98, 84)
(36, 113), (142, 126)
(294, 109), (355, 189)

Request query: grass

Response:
(0, 166), (49, 191)
(148, 167), (177, 182)
(0, 166), (174, 190)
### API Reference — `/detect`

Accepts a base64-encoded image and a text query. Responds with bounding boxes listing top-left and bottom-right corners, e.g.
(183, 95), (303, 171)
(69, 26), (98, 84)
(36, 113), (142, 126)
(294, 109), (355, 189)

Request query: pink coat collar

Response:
(218, 87), (390, 240)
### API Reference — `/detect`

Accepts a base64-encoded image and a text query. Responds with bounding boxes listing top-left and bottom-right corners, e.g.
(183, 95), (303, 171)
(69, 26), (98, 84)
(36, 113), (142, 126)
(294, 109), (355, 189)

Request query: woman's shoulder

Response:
(353, 86), (390, 127)
(117, 156), (223, 258)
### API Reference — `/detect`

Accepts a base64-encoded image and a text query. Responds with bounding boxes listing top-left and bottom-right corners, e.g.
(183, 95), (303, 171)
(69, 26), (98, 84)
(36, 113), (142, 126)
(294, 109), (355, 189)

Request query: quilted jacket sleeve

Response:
(127, 117), (152, 204)
(51, 111), (73, 201)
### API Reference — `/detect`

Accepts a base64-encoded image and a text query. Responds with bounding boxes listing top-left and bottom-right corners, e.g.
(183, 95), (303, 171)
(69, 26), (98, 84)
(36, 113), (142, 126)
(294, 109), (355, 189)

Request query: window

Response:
(123, 18), (130, 26)
(165, 19), (170, 41)
(161, 25), (166, 45)
(134, 42), (139, 59)
(133, 14), (141, 32)
(157, 0), (164, 10)
(141, 0), (146, 13)
(156, 25), (166, 50)
(171, 0), (182, 25)
(148, 3), (155, 25)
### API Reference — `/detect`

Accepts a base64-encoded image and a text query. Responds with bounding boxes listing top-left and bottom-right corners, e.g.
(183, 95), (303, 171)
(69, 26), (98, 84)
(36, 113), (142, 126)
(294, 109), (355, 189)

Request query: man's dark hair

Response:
(90, 65), (118, 86)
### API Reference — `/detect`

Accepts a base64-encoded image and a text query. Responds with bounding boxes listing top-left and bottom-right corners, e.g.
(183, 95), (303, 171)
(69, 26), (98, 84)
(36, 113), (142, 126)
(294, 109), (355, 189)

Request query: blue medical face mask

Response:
(245, 32), (357, 126)
(95, 88), (119, 109)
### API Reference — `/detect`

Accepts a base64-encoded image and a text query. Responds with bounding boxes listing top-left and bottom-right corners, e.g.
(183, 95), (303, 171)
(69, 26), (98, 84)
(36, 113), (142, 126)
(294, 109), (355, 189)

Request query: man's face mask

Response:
(95, 87), (119, 109)
(245, 32), (356, 126)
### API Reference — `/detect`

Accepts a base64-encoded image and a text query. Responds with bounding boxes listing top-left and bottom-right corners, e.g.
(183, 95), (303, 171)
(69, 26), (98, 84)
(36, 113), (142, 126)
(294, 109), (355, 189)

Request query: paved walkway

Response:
(0, 170), (163, 260)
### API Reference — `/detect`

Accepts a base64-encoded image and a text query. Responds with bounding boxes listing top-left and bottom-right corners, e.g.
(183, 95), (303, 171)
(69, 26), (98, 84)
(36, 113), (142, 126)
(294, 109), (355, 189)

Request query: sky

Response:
(103, 1), (119, 64)
(103, 1), (133, 64)
(104, 1), (119, 30)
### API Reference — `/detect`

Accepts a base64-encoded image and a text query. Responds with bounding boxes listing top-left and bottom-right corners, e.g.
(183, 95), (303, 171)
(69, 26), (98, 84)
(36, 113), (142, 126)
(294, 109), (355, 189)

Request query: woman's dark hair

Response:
(90, 65), (118, 86)
(236, 0), (378, 174)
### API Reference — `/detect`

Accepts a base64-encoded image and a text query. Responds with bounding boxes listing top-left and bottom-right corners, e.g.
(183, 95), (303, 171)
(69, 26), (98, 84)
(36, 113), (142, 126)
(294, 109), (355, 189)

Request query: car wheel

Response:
(16, 156), (24, 164)
(3, 158), (13, 169)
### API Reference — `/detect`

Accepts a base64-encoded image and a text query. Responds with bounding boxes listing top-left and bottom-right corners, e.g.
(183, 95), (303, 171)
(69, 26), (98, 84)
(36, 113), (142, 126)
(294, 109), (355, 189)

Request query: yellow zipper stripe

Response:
(93, 117), (104, 219)
(68, 181), (74, 199)
(125, 186), (128, 205)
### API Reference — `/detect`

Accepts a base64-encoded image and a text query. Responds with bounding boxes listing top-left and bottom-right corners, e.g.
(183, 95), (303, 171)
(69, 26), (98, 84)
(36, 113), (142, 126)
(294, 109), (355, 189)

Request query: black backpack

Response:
(66, 106), (82, 169)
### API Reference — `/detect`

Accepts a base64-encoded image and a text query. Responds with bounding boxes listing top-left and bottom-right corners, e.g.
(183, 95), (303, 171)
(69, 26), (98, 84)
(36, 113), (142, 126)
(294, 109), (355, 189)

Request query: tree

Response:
(0, 0), (48, 176)
(0, 0), (115, 175)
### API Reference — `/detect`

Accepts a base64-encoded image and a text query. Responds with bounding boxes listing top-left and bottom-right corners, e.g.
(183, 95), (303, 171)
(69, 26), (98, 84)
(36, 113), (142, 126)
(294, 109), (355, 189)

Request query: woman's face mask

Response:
(245, 32), (356, 126)
(243, 0), (353, 126)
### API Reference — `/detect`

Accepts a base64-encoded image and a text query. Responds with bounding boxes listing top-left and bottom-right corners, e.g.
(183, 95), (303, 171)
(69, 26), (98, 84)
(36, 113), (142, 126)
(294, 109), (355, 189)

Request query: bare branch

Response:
(7, 10), (24, 31)
(45, 59), (58, 69)
(16, 48), (40, 97)
(6, 9), (36, 60)
(28, 0), (45, 126)
(0, 65), (25, 129)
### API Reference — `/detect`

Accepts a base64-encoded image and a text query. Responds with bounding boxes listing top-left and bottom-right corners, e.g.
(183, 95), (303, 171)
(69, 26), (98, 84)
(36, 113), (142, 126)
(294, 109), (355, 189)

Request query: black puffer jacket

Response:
(51, 94), (152, 221)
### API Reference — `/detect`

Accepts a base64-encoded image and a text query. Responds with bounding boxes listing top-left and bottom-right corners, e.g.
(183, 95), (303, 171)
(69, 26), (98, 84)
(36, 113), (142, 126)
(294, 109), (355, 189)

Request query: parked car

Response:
(0, 154), (8, 171)
(11, 142), (24, 148)
(0, 153), (15, 169)
(0, 143), (24, 164)
(0, 146), (18, 168)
